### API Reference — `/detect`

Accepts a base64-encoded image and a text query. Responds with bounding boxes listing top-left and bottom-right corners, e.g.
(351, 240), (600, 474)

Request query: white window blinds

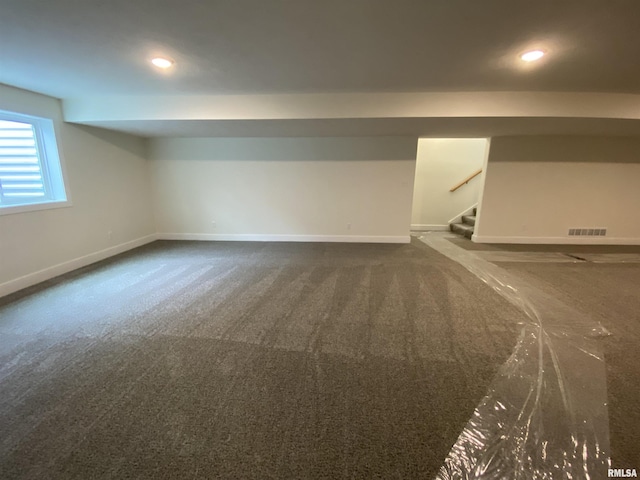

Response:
(0, 111), (67, 213)
(0, 119), (46, 201)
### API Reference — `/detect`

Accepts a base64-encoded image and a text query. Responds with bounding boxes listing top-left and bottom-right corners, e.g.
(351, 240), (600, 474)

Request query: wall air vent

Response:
(568, 228), (607, 236)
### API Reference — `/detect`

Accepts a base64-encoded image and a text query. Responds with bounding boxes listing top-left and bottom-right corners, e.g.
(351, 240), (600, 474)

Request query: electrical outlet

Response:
(107, 230), (113, 241)
(347, 223), (351, 230)
(211, 221), (217, 228)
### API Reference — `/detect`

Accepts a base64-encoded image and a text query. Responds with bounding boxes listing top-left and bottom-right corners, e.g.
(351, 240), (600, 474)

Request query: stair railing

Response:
(449, 169), (482, 192)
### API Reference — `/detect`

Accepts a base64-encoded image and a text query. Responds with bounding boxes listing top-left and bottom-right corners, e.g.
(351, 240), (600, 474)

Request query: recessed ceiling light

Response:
(151, 57), (174, 69)
(520, 50), (545, 62)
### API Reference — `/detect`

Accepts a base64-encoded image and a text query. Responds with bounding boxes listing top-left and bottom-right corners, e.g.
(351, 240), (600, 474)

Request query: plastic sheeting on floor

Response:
(419, 234), (611, 480)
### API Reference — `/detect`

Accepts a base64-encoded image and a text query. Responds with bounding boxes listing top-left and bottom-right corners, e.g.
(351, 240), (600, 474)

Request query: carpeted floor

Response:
(444, 235), (640, 466)
(446, 236), (640, 254)
(493, 260), (640, 467)
(0, 239), (525, 479)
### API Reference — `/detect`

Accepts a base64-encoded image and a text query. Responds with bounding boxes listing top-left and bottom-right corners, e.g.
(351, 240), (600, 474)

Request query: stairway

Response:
(449, 208), (476, 239)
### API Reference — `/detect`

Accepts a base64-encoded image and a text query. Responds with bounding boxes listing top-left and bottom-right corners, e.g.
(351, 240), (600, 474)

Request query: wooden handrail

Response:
(450, 169), (482, 192)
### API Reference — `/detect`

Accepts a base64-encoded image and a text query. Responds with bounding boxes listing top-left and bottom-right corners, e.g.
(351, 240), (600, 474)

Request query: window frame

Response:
(0, 110), (71, 216)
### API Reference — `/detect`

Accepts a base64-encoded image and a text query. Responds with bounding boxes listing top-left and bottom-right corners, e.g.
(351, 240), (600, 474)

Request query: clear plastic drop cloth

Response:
(418, 234), (611, 480)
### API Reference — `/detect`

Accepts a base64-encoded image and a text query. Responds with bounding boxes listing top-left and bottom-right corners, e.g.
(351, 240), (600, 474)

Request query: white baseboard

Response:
(472, 234), (640, 245)
(0, 234), (158, 299)
(411, 224), (449, 231)
(157, 233), (410, 244)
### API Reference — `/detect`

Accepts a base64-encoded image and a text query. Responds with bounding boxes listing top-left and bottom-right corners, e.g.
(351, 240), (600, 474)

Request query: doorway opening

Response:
(410, 138), (489, 240)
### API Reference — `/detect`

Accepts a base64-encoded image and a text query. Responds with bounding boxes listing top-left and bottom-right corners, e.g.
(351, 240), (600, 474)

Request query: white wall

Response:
(475, 136), (640, 244)
(149, 137), (417, 242)
(65, 91), (640, 124)
(0, 85), (155, 296)
(411, 138), (487, 230)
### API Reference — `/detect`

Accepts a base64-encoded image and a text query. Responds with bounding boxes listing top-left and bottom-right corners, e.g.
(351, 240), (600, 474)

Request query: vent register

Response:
(568, 228), (607, 236)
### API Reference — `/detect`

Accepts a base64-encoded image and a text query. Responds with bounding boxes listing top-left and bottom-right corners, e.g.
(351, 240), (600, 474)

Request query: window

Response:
(0, 110), (68, 213)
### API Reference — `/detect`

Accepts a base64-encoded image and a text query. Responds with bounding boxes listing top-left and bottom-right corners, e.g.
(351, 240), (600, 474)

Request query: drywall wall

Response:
(149, 137), (417, 242)
(0, 84), (155, 296)
(475, 136), (640, 244)
(411, 138), (487, 230)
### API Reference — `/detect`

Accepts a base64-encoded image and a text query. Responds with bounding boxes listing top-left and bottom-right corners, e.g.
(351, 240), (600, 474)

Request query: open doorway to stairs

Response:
(410, 138), (490, 240)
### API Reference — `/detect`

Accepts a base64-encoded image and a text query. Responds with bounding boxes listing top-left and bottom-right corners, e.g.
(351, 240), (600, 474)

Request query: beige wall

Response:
(475, 136), (640, 244)
(7, 85), (640, 300)
(411, 138), (487, 230)
(0, 85), (155, 296)
(150, 137), (417, 242)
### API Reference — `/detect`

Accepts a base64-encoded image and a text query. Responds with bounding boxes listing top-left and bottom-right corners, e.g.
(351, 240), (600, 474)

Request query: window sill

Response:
(0, 200), (72, 216)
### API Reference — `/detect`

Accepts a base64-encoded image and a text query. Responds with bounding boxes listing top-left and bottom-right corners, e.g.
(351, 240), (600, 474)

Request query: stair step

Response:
(461, 215), (476, 226)
(450, 223), (474, 239)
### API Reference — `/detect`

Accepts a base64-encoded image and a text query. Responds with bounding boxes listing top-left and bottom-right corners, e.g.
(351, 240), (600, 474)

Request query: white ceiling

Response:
(2, 0), (640, 137)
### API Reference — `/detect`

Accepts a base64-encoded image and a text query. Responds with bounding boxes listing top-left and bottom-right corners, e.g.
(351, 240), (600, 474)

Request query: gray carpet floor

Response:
(0, 239), (525, 479)
(494, 260), (640, 467)
(446, 235), (640, 466)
